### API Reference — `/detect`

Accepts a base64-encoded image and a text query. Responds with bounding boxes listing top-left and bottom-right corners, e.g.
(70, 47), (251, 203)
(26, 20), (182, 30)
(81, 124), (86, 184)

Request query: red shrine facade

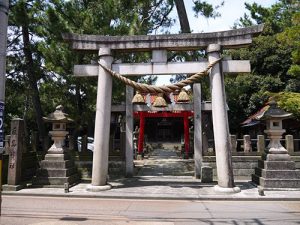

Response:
(134, 111), (193, 157)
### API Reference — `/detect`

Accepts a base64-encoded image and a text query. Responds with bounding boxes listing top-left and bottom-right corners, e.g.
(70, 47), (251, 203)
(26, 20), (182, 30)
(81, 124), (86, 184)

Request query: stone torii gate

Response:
(63, 24), (263, 192)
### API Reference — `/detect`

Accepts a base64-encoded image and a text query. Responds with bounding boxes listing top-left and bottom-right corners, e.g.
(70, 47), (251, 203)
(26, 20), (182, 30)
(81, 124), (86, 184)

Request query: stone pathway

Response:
(136, 148), (194, 176)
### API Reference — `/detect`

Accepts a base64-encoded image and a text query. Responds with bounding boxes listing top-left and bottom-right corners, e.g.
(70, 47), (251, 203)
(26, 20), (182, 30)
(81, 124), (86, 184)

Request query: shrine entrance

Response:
(134, 111), (193, 158)
(64, 24), (263, 192)
(146, 117), (182, 142)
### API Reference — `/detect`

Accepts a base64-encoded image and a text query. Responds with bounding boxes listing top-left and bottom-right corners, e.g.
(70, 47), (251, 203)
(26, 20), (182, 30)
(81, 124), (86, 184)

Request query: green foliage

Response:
(6, 0), (178, 137)
(225, 74), (283, 132)
(227, 0), (300, 133)
(193, 0), (224, 18)
(266, 92), (300, 119)
(277, 12), (300, 78)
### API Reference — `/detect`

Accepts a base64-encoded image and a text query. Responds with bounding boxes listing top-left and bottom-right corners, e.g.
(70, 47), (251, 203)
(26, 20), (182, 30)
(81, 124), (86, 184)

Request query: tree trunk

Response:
(174, 0), (191, 33)
(21, 6), (46, 150)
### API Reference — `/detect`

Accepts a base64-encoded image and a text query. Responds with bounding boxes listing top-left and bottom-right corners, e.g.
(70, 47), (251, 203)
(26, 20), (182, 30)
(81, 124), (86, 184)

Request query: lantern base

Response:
(32, 151), (79, 188)
(252, 152), (300, 190)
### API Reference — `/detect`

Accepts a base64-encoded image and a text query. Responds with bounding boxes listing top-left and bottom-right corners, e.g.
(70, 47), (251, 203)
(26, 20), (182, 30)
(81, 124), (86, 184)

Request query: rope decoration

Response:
(98, 58), (222, 94)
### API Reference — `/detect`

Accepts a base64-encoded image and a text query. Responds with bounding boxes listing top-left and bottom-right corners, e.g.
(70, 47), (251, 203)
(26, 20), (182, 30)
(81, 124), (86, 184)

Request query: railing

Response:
(204, 134), (300, 156)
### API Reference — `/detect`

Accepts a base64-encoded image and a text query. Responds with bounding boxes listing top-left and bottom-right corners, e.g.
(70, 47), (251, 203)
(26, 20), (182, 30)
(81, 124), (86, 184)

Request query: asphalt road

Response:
(1, 196), (300, 225)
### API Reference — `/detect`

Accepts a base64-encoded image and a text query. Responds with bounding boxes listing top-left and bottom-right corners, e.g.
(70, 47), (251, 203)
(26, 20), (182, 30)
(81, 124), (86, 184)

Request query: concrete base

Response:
(86, 184), (112, 192)
(2, 184), (25, 191)
(214, 185), (241, 193)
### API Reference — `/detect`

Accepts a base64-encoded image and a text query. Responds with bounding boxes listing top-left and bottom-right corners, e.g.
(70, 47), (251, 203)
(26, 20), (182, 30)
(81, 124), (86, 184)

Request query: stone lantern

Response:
(43, 105), (73, 154)
(33, 105), (79, 187)
(261, 100), (292, 155)
(252, 100), (300, 190)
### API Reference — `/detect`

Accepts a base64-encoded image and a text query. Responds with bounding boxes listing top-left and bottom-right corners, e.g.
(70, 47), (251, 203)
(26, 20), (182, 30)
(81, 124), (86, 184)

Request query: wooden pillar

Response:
(137, 112), (145, 156)
(184, 113), (190, 158)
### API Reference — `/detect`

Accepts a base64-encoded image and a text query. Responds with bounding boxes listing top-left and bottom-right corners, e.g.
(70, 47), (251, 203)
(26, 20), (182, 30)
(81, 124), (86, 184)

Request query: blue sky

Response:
(156, 0), (278, 85)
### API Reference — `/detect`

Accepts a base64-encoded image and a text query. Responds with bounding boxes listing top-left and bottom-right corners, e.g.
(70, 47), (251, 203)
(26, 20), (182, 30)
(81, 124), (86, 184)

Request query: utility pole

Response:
(0, 0), (9, 216)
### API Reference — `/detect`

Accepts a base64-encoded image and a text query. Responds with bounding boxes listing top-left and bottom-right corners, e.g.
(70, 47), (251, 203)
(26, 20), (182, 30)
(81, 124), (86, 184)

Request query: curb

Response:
(3, 191), (300, 201)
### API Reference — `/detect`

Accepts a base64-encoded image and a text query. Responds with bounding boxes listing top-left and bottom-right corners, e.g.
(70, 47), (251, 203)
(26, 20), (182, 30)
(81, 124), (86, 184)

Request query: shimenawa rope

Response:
(98, 58), (222, 93)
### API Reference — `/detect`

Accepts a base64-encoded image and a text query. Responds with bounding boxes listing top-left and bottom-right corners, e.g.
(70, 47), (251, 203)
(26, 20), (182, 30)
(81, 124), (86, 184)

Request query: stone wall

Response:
(203, 155), (300, 181)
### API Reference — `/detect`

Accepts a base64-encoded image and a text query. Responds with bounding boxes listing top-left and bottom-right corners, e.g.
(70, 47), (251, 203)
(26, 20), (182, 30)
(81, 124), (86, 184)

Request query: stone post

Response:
(285, 135), (294, 154)
(243, 135), (252, 153)
(87, 48), (113, 191)
(257, 135), (265, 153)
(68, 135), (75, 151)
(81, 134), (88, 152)
(119, 115), (126, 161)
(230, 135), (237, 153)
(6, 119), (24, 190)
(193, 83), (202, 179)
(125, 86), (134, 177)
(31, 131), (38, 152)
(207, 44), (238, 192)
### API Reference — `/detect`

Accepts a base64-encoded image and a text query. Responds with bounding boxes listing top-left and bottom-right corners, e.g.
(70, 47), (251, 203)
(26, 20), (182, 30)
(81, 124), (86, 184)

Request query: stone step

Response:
(232, 162), (258, 169)
(255, 168), (300, 179)
(36, 167), (77, 177)
(40, 160), (74, 169)
(233, 168), (255, 176)
(259, 177), (300, 189)
(32, 174), (79, 187)
(211, 168), (255, 177)
(258, 160), (295, 170)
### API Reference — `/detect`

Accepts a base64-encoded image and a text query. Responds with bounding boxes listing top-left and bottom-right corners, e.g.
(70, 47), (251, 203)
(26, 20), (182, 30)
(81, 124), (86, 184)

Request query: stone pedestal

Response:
(33, 152), (79, 188)
(252, 152), (300, 190)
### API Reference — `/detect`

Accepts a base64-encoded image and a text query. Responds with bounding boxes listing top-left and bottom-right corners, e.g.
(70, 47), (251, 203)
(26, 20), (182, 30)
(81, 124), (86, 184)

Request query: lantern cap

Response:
(259, 100), (293, 120)
(43, 105), (73, 123)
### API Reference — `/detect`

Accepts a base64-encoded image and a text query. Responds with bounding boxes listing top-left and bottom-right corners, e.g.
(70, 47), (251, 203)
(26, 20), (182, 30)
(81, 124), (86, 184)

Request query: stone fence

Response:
(204, 134), (300, 156)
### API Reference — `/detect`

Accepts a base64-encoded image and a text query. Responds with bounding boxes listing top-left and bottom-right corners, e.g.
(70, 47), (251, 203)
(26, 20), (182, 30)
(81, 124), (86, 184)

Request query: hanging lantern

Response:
(177, 89), (190, 103)
(153, 93), (167, 107)
(132, 91), (146, 104)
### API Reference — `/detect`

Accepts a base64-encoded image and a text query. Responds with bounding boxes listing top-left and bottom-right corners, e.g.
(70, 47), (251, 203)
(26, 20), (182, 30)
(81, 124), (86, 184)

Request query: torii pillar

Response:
(87, 48), (113, 191)
(207, 44), (240, 192)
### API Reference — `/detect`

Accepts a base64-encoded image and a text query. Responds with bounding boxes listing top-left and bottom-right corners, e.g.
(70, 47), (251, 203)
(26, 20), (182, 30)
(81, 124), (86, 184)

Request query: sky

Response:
(155, 0), (278, 85)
